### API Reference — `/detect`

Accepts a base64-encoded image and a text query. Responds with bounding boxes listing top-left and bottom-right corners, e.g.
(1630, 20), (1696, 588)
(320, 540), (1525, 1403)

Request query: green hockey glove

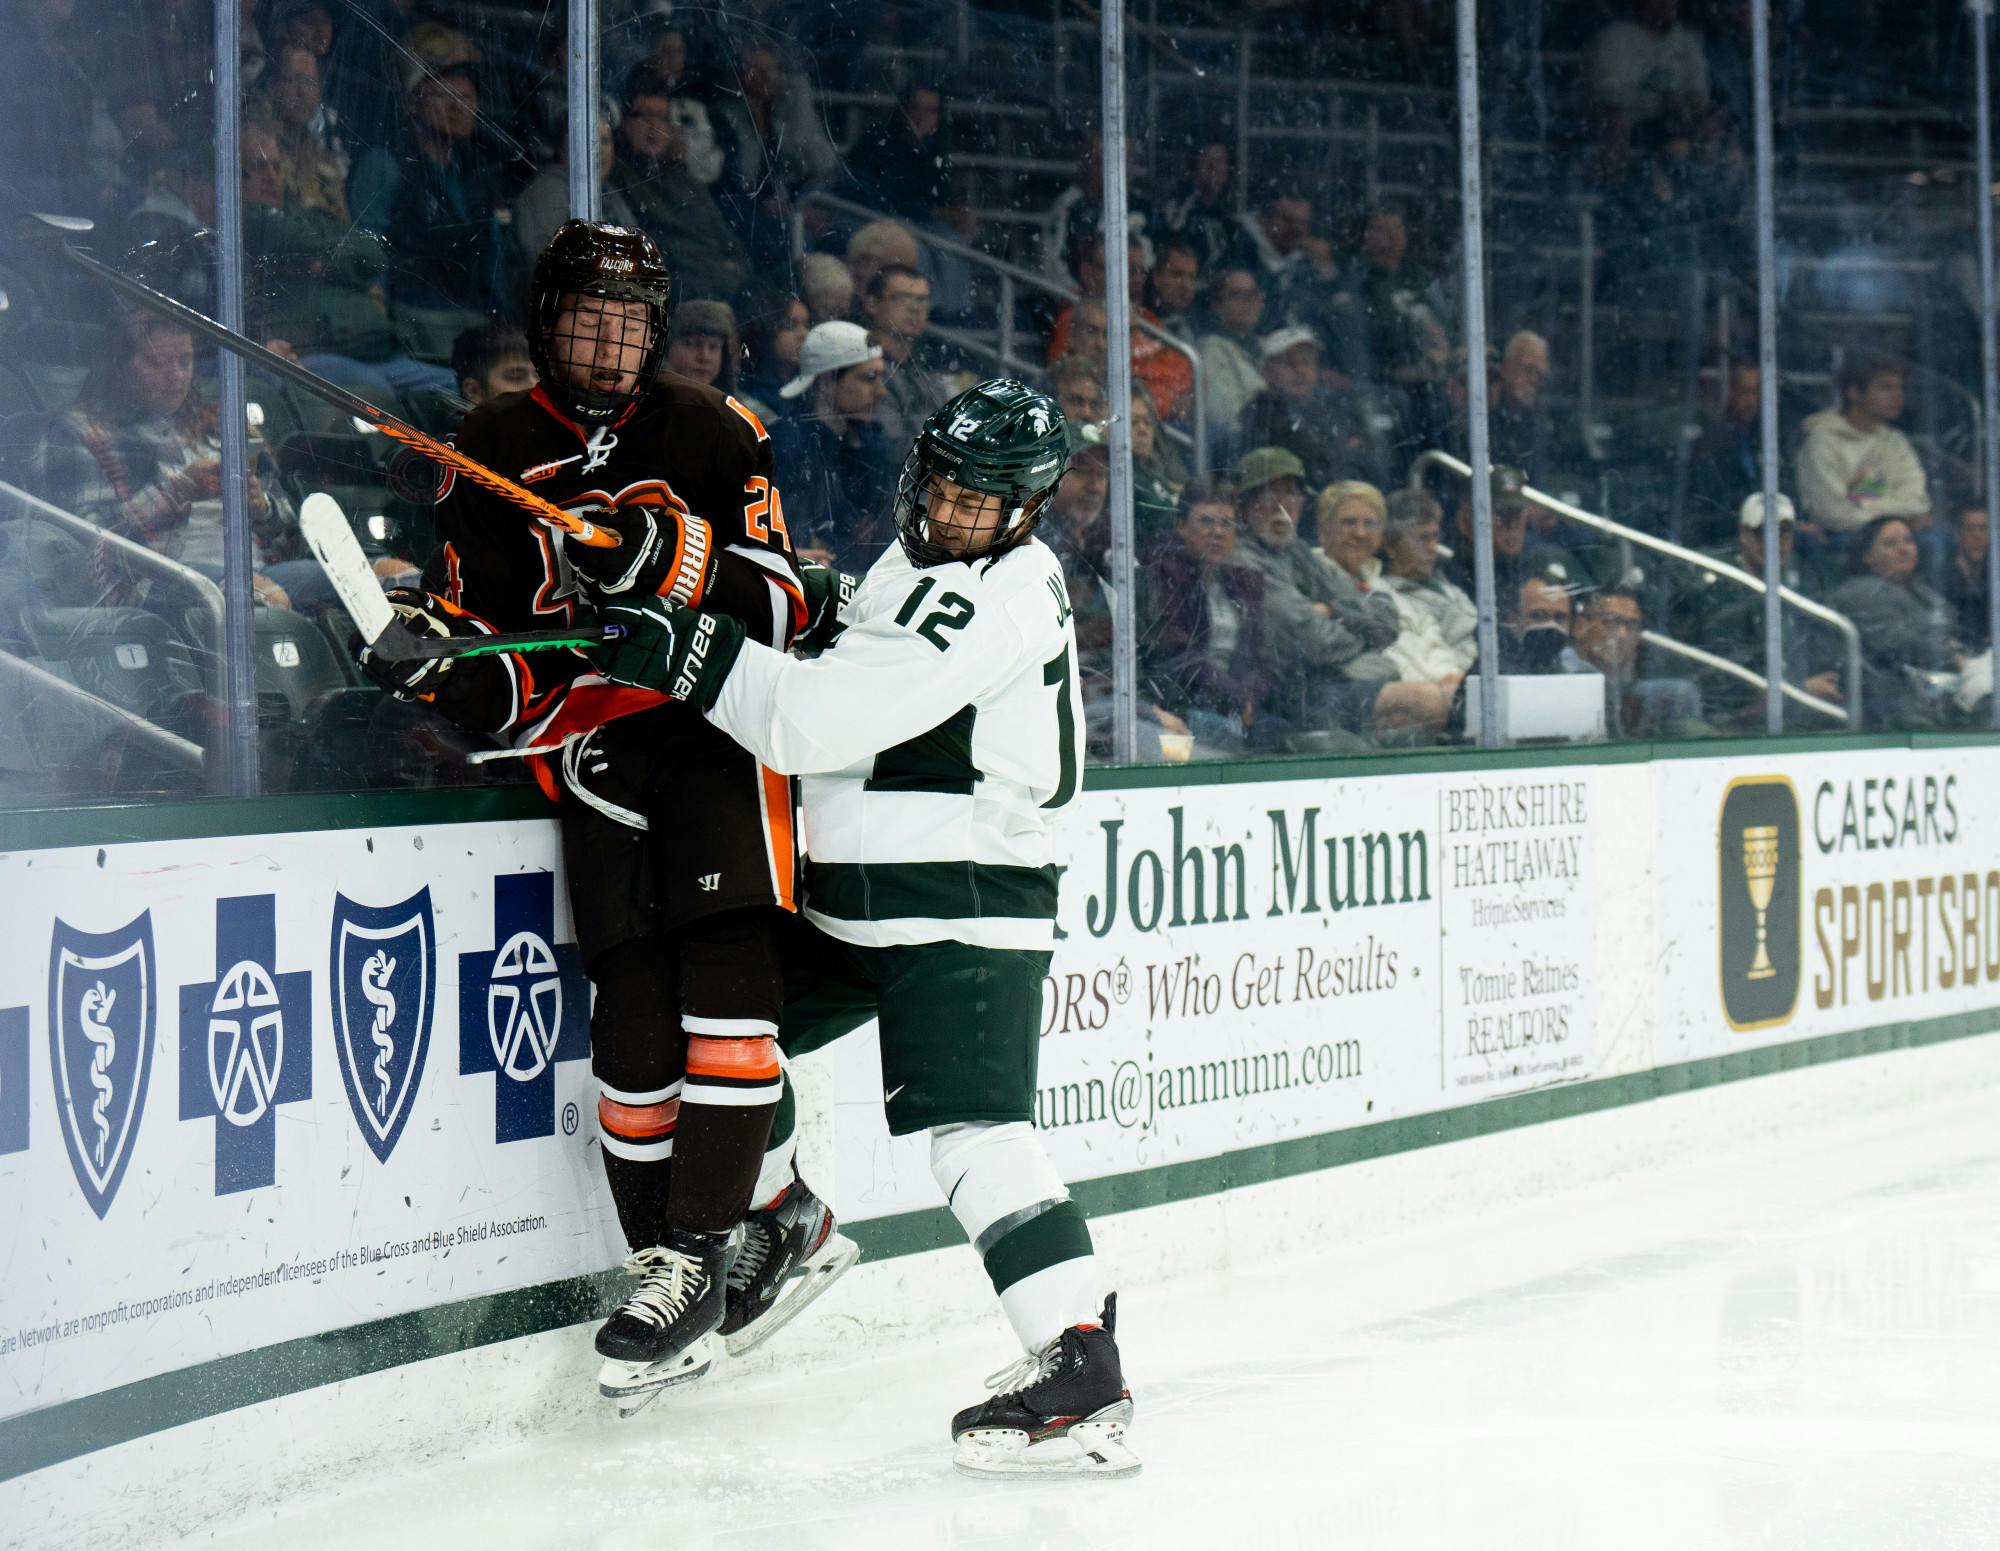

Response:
(592, 597), (746, 710)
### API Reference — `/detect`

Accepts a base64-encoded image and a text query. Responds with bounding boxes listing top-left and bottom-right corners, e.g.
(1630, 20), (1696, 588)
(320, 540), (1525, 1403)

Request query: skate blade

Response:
(722, 1232), (861, 1358)
(952, 1413), (1141, 1481)
(597, 1336), (718, 1418)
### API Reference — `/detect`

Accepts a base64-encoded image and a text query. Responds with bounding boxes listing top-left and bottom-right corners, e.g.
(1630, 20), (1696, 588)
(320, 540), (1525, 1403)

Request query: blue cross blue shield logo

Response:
(0, 1005), (28, 1157)
(458, 872), (589, 1142)
(178, 896), (312, 1194)
(330, 889), (436, 1164)
(49, 912), (157, 1218)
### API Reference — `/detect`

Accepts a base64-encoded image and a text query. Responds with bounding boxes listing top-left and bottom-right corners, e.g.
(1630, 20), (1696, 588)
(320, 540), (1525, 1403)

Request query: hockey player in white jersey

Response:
(588, 380), (1137, 1478)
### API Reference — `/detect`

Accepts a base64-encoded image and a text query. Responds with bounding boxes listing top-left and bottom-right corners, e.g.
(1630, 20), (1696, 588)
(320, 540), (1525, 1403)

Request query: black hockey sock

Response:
(588, 938), (684, 1252)
(665, 910), (785, 1234)
(666, 1036), (780, 1231)
(602, 1149), (674, 1251)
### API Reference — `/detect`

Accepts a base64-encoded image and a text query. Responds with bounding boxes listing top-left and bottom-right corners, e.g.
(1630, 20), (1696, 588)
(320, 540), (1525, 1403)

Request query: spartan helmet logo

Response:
(487, 931), (563, 1083)
(207, 960), (286, 1128)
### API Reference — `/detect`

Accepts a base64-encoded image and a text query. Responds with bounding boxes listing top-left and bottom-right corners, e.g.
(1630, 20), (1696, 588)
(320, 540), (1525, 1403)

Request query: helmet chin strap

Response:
(548, 381), (627, 422)
(543, 346), (649, 422)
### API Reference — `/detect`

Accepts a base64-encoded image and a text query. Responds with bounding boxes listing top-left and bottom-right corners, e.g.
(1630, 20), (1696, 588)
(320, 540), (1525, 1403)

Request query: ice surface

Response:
(173, 1066), (2000, 1551)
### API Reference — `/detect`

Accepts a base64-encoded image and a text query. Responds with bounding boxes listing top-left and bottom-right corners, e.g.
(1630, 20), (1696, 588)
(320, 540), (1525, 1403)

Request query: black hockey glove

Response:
(795, 560), (858, 653)
(563, 503), (716, 606)
(352, 589), (490, 721)
(591, 597), (746, 711)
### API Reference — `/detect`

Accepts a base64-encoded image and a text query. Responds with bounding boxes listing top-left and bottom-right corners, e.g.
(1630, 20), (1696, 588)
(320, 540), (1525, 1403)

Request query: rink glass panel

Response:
(0, 2), (1993, 810)
(1769, 7), (1988, 740)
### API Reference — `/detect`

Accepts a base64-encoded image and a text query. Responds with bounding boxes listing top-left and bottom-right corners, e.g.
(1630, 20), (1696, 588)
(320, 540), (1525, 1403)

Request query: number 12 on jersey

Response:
(895, 576), (976, 650)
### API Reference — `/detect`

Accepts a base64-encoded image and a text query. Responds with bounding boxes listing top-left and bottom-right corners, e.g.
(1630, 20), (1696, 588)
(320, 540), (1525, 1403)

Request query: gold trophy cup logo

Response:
(1741, 824), (1781, 980)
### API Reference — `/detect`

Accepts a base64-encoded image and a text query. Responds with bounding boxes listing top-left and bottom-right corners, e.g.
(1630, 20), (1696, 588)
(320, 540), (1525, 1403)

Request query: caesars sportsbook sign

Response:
(1656, 748), (2000, 1061)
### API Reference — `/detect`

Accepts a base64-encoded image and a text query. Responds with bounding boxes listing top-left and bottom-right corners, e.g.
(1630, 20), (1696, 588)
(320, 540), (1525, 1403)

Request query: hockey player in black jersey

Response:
(351, 221), (854, 1410)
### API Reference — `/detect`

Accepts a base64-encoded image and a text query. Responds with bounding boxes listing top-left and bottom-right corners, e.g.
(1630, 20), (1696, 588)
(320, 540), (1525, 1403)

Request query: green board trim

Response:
(8, 728), (2000, 853)
(3, 1004), (1994, 1484)
(0, 786), (552, 854)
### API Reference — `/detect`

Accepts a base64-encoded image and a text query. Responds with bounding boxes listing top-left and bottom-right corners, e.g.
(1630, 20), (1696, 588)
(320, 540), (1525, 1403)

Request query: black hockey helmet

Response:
(528, 220), (671, 423)
(894, 379), (1070, 567)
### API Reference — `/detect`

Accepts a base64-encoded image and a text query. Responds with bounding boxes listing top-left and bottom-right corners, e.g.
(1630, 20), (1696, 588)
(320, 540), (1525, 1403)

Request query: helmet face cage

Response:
(893, 444), (1063, 569)
(529, 223), (670, 423)
(893, 379), (1070, 568)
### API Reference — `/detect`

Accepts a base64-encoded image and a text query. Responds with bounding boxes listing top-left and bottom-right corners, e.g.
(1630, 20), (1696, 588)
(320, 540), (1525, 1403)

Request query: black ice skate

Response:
(720, 1170), (859, 1357)
(950, 1294), (1139, 1479)
(595, 1230), (733, 1417)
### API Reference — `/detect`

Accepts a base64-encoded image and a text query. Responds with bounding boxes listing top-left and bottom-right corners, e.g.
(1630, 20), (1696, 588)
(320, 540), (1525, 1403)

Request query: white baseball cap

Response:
(1259, 325), (1320, 362)
(779, 321), (883, 399)
(1738, 491), (1796, 529)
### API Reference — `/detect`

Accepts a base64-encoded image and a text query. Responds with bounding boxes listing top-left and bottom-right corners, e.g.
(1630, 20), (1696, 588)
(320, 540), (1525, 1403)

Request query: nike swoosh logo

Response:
(883, 1084), (906, 1104)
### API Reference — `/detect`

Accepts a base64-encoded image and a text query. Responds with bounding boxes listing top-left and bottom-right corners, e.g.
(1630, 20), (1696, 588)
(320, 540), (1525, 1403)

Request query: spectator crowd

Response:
(1, 0), (1994, 803)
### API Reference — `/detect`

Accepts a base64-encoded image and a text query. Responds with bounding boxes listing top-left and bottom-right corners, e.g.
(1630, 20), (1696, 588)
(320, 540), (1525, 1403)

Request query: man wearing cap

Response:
(1231, 446), (1401, 738)
(773, 321), (895, 570)
(1669, 490), (1839, 727)
(1441, 465), (1574, 605)
(1238, 326), (1389, 491)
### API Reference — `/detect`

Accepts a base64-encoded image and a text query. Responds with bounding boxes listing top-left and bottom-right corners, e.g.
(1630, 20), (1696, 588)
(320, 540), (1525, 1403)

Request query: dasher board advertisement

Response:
(1656, 750), (2000, 1061)
(828, 770), (1600, 1223)
(0, 822), (621, 1423)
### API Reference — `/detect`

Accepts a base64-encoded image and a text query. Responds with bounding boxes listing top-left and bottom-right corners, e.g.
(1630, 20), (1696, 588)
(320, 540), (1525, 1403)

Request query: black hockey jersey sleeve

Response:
(698, 393), (806, 650)
(420, 415), (592, 740)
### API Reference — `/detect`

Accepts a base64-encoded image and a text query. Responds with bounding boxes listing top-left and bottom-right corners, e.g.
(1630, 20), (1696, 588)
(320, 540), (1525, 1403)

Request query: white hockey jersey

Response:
(707, 537), (1085, 951)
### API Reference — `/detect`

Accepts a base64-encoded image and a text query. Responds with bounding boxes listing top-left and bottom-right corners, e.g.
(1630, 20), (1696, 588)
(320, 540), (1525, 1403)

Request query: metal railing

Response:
(1, 479), (228, 665)
(1, 483), (228, 655)
(0, 649), (206, 773)
(795, 190), (1210, 475)
(1639, 630), (1846, 723)
(0, 479), (227, 782)
(1409, 450), (1864, 727)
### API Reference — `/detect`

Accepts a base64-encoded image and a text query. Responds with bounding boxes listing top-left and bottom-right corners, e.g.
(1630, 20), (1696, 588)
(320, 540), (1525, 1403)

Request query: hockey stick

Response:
(302, 493), (623, 661)
(17, 212), (616, 549)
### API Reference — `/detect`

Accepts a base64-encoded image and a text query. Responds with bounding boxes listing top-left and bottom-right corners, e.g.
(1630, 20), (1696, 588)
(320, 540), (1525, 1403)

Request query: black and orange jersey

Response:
(422, 373), (805, 750)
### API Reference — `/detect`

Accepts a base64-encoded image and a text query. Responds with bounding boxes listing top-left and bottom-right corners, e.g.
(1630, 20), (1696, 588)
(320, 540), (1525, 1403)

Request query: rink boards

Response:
(4, 732), (2000, 1479)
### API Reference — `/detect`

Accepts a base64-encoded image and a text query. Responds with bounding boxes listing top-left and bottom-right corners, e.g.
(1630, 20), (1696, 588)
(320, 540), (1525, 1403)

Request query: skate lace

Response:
(981, 1336), (1063, 1398)
(617, 1246), (700, 1328)
(727, 1219), (771, 1293)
